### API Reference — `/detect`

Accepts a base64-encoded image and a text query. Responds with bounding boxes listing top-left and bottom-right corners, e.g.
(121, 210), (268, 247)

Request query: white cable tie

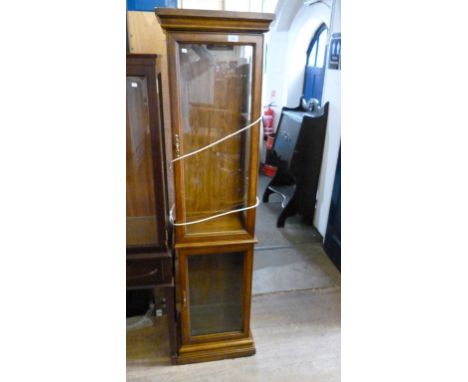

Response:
(170, 197), (259, 227)
(171, 116), (262, 164)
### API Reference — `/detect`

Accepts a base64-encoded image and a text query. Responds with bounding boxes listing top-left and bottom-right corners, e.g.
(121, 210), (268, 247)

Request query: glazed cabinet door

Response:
(126, 56), (167, 249)
(179, 244), (254, 344)
(167, 34), (264, 243)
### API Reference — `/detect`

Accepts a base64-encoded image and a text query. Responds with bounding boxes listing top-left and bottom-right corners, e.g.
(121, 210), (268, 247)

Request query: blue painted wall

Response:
(127, 0), (176, 11)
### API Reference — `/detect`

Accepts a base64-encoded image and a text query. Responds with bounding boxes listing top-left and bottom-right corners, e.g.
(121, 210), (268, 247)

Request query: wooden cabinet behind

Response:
(156, 8), (274, 365)
(126, 54), (168, 250)
(126, 54), (177, 363)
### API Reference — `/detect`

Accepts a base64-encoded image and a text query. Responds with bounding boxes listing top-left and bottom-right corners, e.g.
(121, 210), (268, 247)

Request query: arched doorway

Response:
(303, 23), (328, 104)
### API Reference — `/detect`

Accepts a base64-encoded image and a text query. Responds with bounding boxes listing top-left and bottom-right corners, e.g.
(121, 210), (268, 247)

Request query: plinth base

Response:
(176, 334), (256, 365)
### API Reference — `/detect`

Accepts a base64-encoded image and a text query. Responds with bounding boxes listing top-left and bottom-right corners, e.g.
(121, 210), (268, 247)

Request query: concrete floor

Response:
(127, 173), (341, 381)
(253, 174), (340, 295)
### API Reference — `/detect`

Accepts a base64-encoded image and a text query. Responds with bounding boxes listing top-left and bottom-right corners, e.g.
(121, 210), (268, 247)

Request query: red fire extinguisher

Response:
(263, 103), (275, 140)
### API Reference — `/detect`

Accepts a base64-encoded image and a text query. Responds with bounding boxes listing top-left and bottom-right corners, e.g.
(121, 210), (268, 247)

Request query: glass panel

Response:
(177, 44), (253, 235)
(316, 29), (328, 68)
(126, 76), (159, 247)
(188, 251), (245, 337)
(307, 42), (317, 67)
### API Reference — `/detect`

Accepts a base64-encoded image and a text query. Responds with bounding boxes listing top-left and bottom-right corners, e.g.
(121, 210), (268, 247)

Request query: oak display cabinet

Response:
(126, 54), (177, 362)
(156, 9), (274, 364)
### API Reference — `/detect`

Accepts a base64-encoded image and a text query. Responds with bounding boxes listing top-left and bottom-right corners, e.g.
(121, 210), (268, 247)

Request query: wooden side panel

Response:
(127, 11), (166, 55)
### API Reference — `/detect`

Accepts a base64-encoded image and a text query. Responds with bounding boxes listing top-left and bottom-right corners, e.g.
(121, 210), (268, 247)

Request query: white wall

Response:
(262, 0), (340, 237)
(262, 30), (288, 121)
(260, 30), (288, 161)
(179, 0), (223, 10)
(179, 0), (278, 12)
(314, 0), (341, 235)
(263, 1), (331, 131)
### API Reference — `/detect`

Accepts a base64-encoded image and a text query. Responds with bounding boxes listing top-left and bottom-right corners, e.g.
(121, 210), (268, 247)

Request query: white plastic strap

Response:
(171, 116), (263, 164)
(169, 116), (263, 226)
(170, 197), (260, 227)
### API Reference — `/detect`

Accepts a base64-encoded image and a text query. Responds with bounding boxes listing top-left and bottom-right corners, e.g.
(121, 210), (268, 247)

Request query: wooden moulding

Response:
(155, 8), (275, 34)
(174, 237), (258, 250)
(176, 332), (255, 365)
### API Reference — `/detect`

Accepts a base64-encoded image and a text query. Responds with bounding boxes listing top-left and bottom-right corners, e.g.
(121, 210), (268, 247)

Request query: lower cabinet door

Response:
(178, 244), (254, 345)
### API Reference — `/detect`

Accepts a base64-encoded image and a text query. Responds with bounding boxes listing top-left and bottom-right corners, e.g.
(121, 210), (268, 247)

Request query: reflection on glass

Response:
(308, 42), (318, 67)
(316, 28), (327, 68)
(126, 76), (159, 247)
(188, 252), (245, 337)
(177, 44), (253, 235)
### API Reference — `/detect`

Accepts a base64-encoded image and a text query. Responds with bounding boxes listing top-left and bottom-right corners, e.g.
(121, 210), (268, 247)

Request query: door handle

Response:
(174, 134), (180, 157)
(182, 290), (187, 307)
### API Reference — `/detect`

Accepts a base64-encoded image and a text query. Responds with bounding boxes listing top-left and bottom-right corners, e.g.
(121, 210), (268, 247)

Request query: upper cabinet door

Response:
(167, 33), (265, 244)
(126, 55), (167, 249)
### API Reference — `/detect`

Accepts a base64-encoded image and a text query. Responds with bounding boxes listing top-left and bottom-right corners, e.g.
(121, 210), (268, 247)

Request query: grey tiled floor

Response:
(253, 174), (340, 295)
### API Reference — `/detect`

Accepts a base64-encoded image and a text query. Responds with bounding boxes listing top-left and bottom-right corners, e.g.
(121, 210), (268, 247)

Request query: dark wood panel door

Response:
(126, 55), (168, 250)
